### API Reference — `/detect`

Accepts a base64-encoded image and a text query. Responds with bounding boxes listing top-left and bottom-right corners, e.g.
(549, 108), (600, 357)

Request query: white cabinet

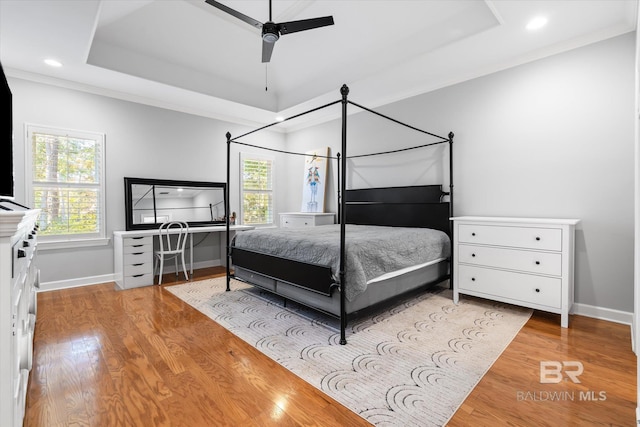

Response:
(0, 209), (40, 427)
(451, 216), (580, 327)
(114, 234), (154, 289)
(279, 212), (335, 228)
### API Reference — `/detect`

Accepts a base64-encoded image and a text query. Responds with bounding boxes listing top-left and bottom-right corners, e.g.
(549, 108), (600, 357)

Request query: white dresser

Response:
(0, 209), (40, 427)
(451, 216), (580, 327)
(279, 212), (335, 228)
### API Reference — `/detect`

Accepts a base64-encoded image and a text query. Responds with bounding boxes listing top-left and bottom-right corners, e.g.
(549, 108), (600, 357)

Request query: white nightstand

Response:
(279, 212), (335, 228)
(451, 216), (580, 327)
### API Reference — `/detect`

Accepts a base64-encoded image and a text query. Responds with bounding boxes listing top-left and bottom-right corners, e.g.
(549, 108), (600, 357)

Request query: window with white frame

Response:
(240, 152), (274, 226)
(26, 124), (106, 245)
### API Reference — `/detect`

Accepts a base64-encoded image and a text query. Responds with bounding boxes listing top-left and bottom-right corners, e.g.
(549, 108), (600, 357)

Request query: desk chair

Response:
(154, 221), (189, 284)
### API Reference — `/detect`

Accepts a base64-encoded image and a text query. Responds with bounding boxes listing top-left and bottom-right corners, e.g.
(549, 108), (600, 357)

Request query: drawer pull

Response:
(471, 253), (476, 257)
(471, 232), (476, 236)
(132, 274), (144, 278)
(535, 261), (540, 265)
(535, 288), (540, 293)
(471, 277), (476, 281)
(132, 244), (143, 248)
(535, 237), (541, 241)
(132, 263), (144, 266)
(22, 241), (30, 248)
(132, 236), (144, 240)
(132, 252), (144, 255)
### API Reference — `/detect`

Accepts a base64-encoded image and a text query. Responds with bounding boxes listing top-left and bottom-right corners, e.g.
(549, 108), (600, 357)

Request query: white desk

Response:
(113, 225), (253, 290)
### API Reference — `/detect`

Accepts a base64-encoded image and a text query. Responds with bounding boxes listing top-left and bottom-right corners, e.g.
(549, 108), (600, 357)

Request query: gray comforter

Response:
(232, 224), (451, 301)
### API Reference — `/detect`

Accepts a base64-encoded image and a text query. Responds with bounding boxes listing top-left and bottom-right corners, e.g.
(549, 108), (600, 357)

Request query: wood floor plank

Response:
(25, 268), (636, 426)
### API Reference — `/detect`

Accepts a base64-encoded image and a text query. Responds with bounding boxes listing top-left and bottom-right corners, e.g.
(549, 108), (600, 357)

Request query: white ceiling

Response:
(0, 0), (637, 130)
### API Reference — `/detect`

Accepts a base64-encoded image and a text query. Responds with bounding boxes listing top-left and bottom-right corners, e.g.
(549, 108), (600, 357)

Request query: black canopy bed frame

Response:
(224, 84), (454, 344)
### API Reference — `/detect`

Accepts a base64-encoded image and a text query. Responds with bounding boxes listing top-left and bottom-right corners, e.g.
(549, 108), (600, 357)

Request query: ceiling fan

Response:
(204, 0), (334, 63)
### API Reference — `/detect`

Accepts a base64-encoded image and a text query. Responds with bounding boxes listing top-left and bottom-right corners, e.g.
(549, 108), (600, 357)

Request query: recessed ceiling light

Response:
(275, 116), (285, 122)
(44, 58), (62, 67)
(526, 16), (548, 31)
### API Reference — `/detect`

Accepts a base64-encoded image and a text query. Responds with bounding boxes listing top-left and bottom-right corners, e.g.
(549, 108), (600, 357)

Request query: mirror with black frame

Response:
(124, 177), (226, 230)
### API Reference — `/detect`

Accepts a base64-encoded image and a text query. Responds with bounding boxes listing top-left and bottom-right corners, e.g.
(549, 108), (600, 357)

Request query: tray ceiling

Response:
(0, 0), (636, 129)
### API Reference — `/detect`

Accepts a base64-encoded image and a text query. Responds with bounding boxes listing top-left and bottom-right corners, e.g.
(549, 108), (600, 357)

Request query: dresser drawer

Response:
(123, 244), (152, 255)
(281, 215), (314, 227)
(12, 242), (29, 289)
(458, 244), (562, 276)
(18, 327), (33, 371)
(123, 251), (153, 265)
(457, 265), (561, 308)
(123, 273), (154, 289)
(124, 262), (153, 276)
(280, 213), (335, 228)
(124, 236), (152, 246)
(123, 239), (152, 254)
(458, 224), (562, 251)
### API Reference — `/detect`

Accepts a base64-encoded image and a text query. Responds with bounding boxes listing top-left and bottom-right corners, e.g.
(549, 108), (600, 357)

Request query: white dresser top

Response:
(450, 216), (581, 226)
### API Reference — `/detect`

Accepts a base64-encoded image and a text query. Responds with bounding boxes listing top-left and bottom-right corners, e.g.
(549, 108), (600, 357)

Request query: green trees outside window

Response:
(27, 125), (105, 240)
(241, 156), (274, 225)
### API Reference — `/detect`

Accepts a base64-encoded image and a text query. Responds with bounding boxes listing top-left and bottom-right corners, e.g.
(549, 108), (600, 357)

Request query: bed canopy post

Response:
(339, 84), (349, 345)
(448, 131), (454, 219)
(448, 131), (454, 289)
(225, 131), (232, 292)
(336, 152), (341, 225)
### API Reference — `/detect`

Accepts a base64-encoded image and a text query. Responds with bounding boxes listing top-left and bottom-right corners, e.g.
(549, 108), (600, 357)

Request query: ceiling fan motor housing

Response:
(205, 0), (333, 62)
(262, 22), (279, 43)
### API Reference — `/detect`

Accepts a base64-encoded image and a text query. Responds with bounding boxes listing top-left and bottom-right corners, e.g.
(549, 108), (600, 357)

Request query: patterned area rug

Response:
(167, 277), (532, 426)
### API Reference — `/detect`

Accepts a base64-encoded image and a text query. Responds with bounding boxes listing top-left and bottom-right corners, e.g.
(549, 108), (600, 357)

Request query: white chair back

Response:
(158, 221), (189, 254)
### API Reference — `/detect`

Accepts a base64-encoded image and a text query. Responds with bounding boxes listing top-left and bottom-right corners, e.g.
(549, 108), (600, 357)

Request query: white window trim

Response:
(239, 151), (275, 227)
(25, 123), (108, 249)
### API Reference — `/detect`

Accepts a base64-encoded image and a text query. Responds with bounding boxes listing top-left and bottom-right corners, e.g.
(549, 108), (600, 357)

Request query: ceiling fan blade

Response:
(262, 40), (275, 63)
(279, 16), (334, 35)
(204, 0), (263, 29)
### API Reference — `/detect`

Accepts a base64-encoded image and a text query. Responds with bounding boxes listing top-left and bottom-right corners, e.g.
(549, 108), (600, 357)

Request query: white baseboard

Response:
(38, 259), (223, 292)
(573, 302), (633, 326)
(39, 273), (116, 292)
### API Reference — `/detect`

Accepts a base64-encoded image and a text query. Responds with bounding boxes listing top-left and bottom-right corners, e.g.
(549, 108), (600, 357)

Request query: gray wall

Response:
(284, 33), (635, 314)
(9, 78), (286, 284)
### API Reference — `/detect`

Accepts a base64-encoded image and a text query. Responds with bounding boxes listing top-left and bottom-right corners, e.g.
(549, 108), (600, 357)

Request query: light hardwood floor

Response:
(25, 268), (636, 426)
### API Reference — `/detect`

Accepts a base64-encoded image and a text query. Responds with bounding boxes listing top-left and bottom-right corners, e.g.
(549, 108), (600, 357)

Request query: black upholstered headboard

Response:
(344, 185), (451, 235)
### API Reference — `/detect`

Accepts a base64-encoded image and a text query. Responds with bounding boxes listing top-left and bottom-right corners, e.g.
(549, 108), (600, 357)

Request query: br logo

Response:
(539, 361), (584, 384)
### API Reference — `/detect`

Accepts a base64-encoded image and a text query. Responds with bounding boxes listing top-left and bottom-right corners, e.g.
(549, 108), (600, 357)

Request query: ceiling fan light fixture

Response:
(262, 22), (280, 43)
(262, 31), (279, 43)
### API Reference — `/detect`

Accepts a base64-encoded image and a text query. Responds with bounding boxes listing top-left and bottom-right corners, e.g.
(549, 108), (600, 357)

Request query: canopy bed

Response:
(225, 85), (454, 344)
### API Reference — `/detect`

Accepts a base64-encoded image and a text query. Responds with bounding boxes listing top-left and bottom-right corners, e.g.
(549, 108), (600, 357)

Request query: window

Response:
(240, 152), (274, 226)
(26, 124), (106, 247)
